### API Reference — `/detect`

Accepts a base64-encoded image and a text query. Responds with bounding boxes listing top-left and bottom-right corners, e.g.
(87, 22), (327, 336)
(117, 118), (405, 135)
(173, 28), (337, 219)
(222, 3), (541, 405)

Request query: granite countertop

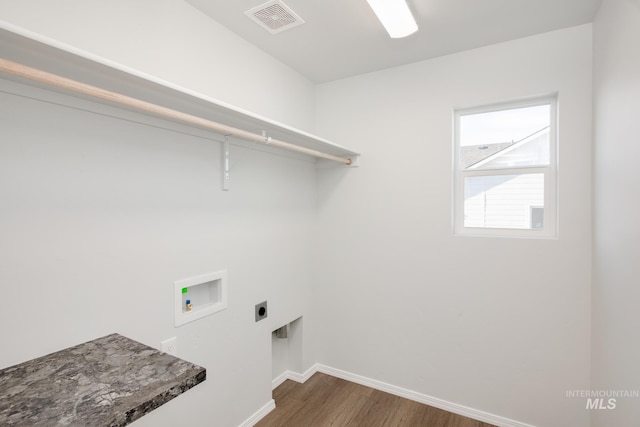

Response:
(0, 333), (206, 426)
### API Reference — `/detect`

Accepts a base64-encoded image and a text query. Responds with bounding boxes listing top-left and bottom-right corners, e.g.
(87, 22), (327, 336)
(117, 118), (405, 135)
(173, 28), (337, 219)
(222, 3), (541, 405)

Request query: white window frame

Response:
(453, 95), (558, 238)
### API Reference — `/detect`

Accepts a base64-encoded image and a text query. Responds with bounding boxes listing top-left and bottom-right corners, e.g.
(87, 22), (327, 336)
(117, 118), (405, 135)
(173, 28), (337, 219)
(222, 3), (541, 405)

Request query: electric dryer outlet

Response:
(255, 301), (268, 322)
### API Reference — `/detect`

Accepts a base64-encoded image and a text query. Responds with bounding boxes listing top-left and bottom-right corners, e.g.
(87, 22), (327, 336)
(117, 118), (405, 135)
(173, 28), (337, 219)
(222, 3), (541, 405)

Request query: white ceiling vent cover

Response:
(245, 0), (305, 34)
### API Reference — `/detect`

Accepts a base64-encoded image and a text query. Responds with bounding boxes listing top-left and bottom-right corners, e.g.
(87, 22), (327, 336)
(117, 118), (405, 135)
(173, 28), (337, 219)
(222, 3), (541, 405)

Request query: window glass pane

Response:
(460, 105), (550, 169)
(464, 174), (544, 229)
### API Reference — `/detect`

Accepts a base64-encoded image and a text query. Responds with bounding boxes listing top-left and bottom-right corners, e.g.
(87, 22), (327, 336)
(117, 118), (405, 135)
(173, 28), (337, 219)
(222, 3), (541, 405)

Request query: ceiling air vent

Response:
(244, 0), (305, 34)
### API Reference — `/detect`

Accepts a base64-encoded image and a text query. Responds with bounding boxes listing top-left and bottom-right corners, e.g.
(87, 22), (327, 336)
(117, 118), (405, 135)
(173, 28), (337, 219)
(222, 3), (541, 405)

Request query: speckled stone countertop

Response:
(0, 333), (206, 426)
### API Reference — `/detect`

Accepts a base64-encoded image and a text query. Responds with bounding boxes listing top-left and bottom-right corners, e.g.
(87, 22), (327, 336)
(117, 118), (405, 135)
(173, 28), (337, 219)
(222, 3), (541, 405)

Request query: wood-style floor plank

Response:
(255, 373), (496, 427)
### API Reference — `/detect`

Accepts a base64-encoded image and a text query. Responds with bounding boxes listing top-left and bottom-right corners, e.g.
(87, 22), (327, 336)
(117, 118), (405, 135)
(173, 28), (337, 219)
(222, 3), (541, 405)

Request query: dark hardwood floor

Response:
(255, 372), (497, 427)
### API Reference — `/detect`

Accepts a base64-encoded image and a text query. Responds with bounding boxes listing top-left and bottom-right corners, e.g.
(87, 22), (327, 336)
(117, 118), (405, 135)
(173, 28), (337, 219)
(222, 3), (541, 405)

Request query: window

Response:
(453, 96), (557, 237)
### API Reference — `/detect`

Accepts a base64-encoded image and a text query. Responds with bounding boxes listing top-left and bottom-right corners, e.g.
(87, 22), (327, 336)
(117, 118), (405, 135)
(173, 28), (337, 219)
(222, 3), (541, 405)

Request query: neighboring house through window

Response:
(453, 95), (557, 237)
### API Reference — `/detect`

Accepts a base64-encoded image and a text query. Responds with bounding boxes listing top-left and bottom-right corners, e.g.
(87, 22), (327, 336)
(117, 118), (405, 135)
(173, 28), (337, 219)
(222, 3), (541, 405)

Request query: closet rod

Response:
(0, 58), (352, 165)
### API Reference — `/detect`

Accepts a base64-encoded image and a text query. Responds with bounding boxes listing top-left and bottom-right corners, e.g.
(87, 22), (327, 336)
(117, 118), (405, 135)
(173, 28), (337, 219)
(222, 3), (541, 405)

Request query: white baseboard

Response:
(271, 365), (317, 389)
(267, 363), (535, 427)
(243, 368), (317, 427)
(315, 364), (536, 427)
(238, 399), (275, 427)
(272, 371), (290, 389)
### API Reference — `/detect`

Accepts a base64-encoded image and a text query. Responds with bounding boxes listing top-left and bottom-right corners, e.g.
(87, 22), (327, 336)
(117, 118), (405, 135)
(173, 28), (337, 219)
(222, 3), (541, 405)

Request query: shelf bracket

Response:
(222, 135), (230, 191)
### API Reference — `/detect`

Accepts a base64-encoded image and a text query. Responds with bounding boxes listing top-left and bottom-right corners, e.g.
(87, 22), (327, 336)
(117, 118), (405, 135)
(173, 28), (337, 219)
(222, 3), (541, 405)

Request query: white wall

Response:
(0, 81), (314, 427)
(592, 0), (640, 425)
(0, 1), (318, 426)
(314, 25), (593, 427)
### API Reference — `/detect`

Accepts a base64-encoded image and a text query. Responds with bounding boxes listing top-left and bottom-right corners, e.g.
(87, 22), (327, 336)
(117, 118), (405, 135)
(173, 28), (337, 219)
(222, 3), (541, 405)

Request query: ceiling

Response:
(185, 0), (602, 83)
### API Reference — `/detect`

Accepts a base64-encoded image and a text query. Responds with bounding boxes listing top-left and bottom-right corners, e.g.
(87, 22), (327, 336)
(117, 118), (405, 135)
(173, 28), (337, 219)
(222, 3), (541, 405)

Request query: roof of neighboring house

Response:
(460, 142), (513, 169)
(460, 126), (550, 169)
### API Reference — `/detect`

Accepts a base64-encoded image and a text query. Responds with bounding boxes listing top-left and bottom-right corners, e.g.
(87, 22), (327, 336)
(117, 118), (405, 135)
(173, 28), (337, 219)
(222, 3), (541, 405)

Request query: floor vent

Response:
(245, 0), (305, 34)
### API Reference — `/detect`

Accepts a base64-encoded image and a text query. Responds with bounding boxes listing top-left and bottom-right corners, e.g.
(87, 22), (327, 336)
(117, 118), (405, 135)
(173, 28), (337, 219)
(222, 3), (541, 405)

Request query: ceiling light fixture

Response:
(366, 0), (418, 38)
